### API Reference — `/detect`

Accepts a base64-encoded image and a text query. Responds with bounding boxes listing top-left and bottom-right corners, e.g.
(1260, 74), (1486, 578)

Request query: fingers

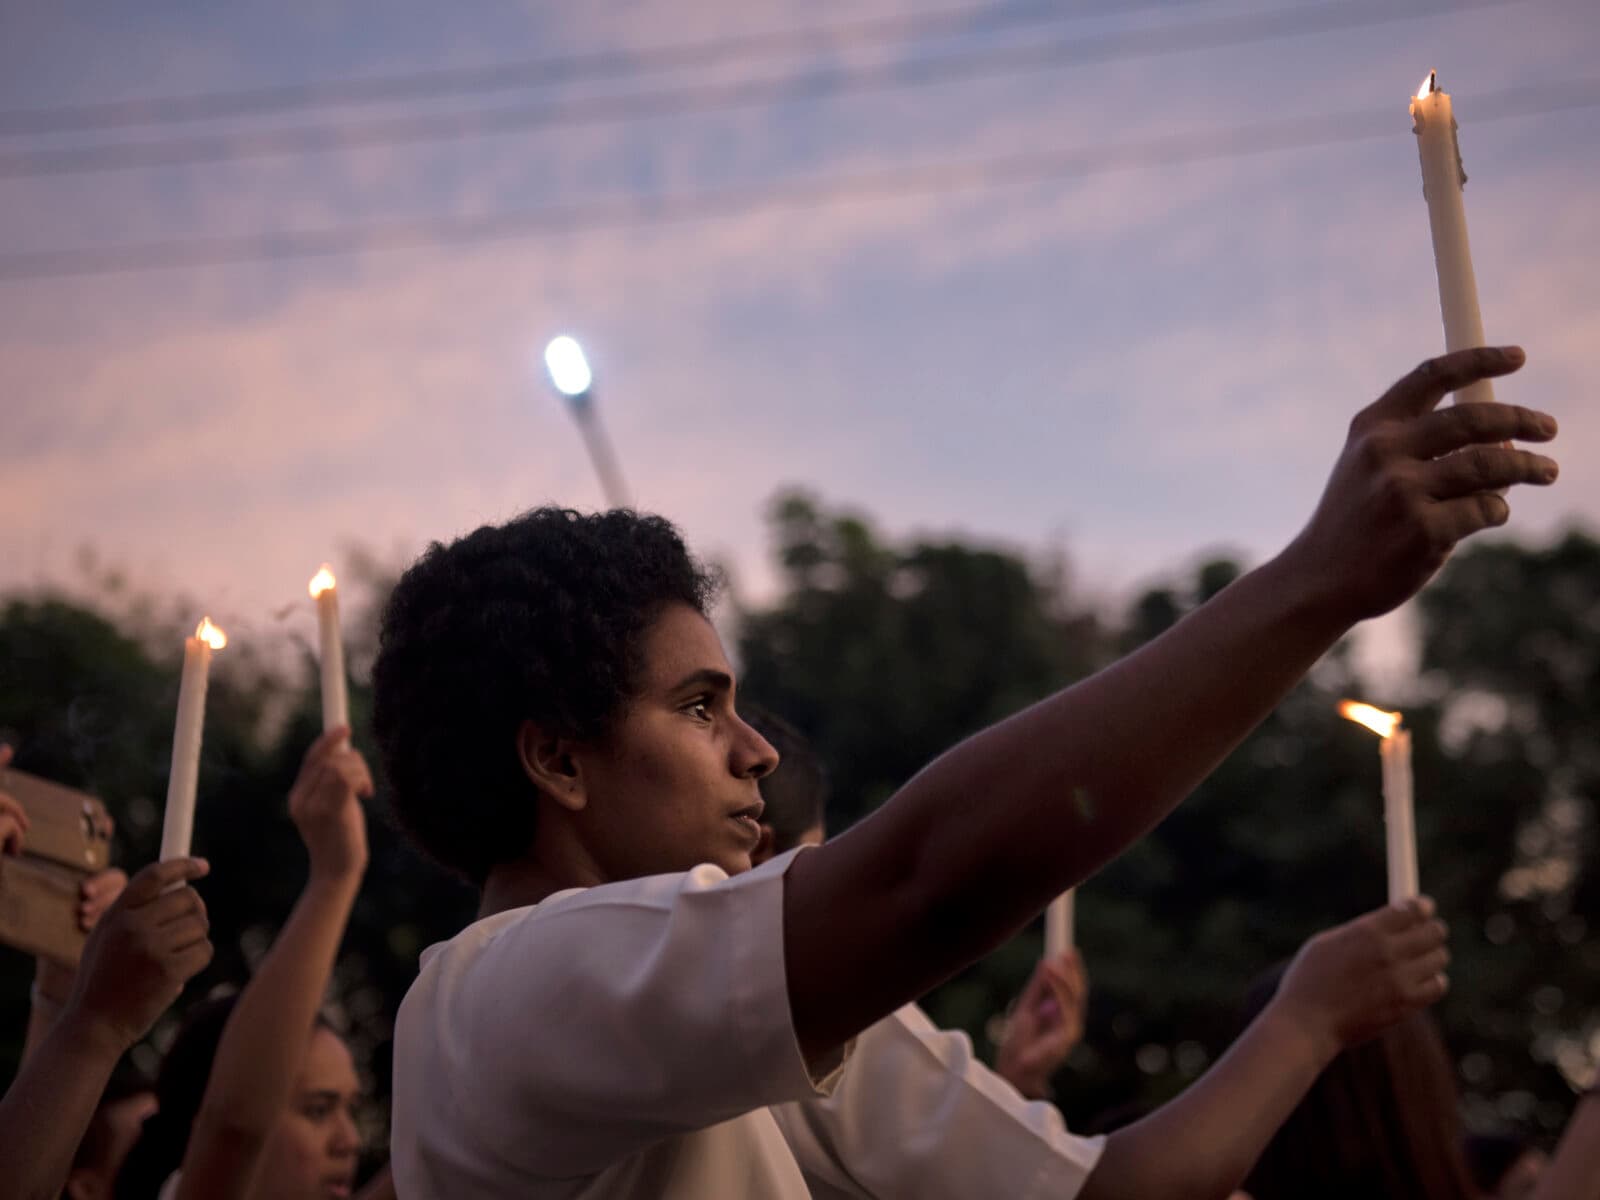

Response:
(148, 878), (209, 930)
(1403, 402), (1557, 460)
(1372, 895), (1435, 933)
(171, 938), (215, 982)
(1014, 960), (1054, 1015)
(1392, 913), (1448, 959)
(1421, 446), (1558, 500)
(300, 726), (353, 774)
(0, 791), (30, 855)
(120, 857), (210, 907)
(1426, 492), (1512, 546)
(1370, 346), (1526, 421)
(78, 867), (129, 930)
(331, 748), (374, 799)
(296, 745), (373, 805)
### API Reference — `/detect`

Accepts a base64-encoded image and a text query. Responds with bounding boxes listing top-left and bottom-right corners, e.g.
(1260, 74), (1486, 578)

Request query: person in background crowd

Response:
(2, 742), (159, 1200)
(0, 856), (214, 1200)
(115, 727), (391, 1200)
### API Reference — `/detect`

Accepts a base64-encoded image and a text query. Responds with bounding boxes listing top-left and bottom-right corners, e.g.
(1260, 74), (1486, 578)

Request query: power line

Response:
(0, 0), (1209, 135)
(2, 78), (1590, 283)
(0, 0), (1520, 179)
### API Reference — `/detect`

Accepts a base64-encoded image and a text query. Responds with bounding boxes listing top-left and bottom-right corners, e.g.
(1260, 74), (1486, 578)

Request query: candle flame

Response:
(308, 564), (338, 598)
(195, 617), (228, 651)
(1416, 69), (1436, 100)
(1339, 700), (1401, 739)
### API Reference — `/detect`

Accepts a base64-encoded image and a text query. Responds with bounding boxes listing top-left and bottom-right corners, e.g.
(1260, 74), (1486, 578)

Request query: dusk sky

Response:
(2, 0), (1595, 681)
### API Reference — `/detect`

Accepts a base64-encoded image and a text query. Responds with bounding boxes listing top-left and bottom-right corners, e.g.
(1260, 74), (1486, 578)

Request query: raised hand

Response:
(996, 950), (1088, 1099)
(1270, 898), (1450, 1060)
(0, 744), (29, 855)
(287, 726), (372, 886)
(66, 857), (214, 1052)
(1287, 346), (1557, 624)
(75, 866), (128, 934)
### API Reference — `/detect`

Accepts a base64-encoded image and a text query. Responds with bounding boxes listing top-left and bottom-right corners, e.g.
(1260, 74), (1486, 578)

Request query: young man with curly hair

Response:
(375, 349), (1557, 1198)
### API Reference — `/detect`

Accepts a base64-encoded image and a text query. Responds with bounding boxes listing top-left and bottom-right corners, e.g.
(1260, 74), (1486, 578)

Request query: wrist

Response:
(304, 866), (364, 899)
(56, 1000), (138, 1059)
(1261, 540), (1363, 638)
(1259, 995), (1340, 1070)
(33, 959), (75, 1005)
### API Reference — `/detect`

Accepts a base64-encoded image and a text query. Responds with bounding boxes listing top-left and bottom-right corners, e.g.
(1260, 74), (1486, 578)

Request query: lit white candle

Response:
(308, 565), (349, 735)
(161, 618), (226, 861)
(1411, 70), (1494, 406)
(1045, 889), (1075, 958)
(1340, 701), (1419, 904)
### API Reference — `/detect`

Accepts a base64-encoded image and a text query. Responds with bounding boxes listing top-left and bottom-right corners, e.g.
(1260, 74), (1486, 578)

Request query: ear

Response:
(516, 719), (586, 813)
(750, 823), (777, 867)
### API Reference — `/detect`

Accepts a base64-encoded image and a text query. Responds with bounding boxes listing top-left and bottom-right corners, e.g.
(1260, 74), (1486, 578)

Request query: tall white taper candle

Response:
(308, 566), (349, 734)
(161, 619), (225, 860)
(1411, 70), (1494, 406)
(1382, 728), (1418, 903)
(1045, 889), (1075, 958)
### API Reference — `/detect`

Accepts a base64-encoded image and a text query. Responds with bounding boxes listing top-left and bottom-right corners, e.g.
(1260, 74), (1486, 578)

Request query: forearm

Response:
(21, 960), (76, 1062)
(0, 1009), (127, 1200)
(787, 545), (1350, 1056)
(1080, 1005), (1331, 1200)
(182, 874), (358, 1193)
(1531, 1091), (1600, 1200)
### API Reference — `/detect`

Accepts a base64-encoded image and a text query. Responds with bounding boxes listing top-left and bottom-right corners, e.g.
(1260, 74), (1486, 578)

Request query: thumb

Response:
(121, 857), (210, 906)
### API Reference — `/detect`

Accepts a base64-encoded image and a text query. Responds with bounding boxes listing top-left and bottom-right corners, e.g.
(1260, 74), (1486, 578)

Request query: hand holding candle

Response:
(1339, 701), (1418, 904)
(1411, 70), (1495, 407)
(161, 618), (226, 862)
(308, 565), (349, 737)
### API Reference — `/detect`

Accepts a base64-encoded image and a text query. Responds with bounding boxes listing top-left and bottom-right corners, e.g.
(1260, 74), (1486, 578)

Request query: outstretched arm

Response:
(177, 728), (371, 1200)
(0, 858), (212, 1200)
(785, 347), (1556, 1059)
(1083, 901), (1448, 1200)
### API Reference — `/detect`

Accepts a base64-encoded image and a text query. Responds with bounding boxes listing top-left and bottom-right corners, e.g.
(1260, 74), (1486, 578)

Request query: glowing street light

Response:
(540, 335), (630, 508)
(543, 335), (593, 401)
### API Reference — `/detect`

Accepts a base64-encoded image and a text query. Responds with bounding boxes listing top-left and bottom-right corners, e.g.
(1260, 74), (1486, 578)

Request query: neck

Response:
(477, 825), (608, 919)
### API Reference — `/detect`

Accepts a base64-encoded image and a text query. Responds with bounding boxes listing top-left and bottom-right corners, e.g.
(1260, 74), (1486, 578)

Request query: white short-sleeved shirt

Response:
(390, 849), (846, 1198)
(773, 1003), (1105, 1199)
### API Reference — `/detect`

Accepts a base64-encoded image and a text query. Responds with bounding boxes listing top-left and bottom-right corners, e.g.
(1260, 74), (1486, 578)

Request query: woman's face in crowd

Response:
(254, 1027), (362, 1200)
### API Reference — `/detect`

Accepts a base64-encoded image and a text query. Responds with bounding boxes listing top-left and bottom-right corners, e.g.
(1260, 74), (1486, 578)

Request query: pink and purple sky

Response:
(2, 1), (1595, 679)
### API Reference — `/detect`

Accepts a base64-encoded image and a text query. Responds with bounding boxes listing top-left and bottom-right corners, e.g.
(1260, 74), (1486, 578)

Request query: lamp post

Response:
(543, 335), (631, 509)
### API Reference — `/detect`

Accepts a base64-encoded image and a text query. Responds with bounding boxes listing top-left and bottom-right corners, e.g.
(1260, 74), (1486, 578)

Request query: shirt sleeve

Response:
(771, 1003), (1104, 1200)
(431, 847), (845, 1177)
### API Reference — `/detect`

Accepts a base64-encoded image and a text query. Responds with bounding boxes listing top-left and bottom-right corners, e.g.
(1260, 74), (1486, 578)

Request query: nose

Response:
(329, 1108), (361, 1157)
(734, 716), (780, 781)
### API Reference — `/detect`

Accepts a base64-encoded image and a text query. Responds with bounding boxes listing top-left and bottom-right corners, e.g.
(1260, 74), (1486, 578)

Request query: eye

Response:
(683, 698), (713, 724)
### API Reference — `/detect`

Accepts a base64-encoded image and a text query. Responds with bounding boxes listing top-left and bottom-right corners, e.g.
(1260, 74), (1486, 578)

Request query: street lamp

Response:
(542, 335), (630, 508)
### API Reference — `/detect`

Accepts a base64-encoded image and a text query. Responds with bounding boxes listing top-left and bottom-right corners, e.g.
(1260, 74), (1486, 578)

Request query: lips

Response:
(729, 799), (764, 844)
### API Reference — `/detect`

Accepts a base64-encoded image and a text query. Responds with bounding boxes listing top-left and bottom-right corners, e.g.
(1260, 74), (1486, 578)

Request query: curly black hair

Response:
(371, 507), (720, 884)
